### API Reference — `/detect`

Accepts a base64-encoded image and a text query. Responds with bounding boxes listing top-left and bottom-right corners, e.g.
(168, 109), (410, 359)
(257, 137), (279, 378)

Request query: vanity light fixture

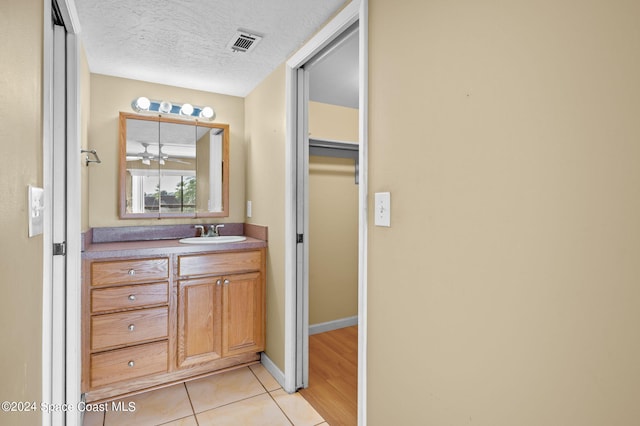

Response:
(130, 97), (216, 121)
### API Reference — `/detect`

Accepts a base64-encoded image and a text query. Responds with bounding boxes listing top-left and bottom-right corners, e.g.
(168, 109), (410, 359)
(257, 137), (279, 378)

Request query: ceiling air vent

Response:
(227, 30), (263, 53)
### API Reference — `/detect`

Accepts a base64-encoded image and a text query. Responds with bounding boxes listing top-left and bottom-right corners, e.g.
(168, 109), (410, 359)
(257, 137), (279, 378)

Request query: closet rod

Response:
(309, 138), (359, 184)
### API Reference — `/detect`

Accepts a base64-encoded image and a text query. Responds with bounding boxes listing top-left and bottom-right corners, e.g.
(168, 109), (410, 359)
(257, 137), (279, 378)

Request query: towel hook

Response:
(81, 149), (101, 166)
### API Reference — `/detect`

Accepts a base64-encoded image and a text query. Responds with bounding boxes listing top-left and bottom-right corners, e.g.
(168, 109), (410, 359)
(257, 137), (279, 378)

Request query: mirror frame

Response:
(119, 112), (230, 219)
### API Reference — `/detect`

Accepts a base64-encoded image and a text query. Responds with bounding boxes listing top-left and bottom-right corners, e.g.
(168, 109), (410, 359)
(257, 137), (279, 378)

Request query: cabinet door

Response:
(177, 277), (222, 368)
(222, 272), (264, 357)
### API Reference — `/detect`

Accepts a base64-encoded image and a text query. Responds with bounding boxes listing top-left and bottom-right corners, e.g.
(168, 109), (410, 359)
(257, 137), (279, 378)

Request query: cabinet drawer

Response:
(178, 251), (261, 277)
(91, 307), (168, 351)
(91, 258), (169, 287)
(91, 283), (168, 313)
(90, 341), (168, 388)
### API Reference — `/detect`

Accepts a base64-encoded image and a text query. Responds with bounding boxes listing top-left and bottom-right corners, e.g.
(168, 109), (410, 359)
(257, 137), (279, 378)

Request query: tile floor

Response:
(82, 364), (327, 426)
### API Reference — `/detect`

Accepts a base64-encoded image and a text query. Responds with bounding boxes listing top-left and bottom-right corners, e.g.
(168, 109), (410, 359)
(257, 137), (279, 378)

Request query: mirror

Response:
(119, 112), (229, 218)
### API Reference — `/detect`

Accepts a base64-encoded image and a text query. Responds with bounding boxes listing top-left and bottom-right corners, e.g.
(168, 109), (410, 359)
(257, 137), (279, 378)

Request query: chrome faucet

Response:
(194, 225), (205, 237)
(194, 224), (224, 237)
(209, 224), (224, 237)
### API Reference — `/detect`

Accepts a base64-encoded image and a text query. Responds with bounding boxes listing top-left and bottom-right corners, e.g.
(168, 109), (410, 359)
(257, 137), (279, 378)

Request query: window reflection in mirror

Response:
(120, 112), (229, 218)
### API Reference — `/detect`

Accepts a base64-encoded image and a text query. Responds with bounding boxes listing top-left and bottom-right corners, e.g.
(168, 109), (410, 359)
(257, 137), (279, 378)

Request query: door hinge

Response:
(296, 233), (304, 244)
(53, 242), (66, 256)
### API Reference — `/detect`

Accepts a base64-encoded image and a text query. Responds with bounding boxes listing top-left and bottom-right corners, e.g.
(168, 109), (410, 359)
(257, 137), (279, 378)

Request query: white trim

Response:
(57, 0), (81, 34)
(284, 66), (298, 394)
(65, 31), (82, 426)
(286, 1), (360, 69)
(300, 68), (310, 389)
(357, 2), (369, 425)
(284, 1), (368, 424)
(52, 24), (67, 426)
(288, 68), (311, 390)
(43, 1), (82, 426)
(309, 316), (358, 335)
(260, 352), (286, 388)
(42, 2), (53, 425)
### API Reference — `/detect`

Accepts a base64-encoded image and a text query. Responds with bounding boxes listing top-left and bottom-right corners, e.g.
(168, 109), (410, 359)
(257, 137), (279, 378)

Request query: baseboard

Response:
(309, 315), (358, 335)
(260, 316), (358, 393)
(260, 352), (286, 389)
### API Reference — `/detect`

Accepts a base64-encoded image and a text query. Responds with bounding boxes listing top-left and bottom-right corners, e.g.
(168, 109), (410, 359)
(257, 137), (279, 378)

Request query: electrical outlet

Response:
(374, 192), (391, 227)
(28, 185), (44, 237)
(246, 200), (252, 218)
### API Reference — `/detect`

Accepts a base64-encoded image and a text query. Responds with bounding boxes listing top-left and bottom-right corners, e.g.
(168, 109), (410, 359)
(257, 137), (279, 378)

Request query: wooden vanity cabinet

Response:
(82, 246), (265, 402)
(83, 257), (171, 392)
(222, 271), (264, 356)
(177, 276), (223, 368)
(177, 249), (265, 367)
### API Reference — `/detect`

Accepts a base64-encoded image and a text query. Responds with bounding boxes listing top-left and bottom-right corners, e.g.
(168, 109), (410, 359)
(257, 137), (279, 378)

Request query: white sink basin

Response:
(179, 236), (247, 244)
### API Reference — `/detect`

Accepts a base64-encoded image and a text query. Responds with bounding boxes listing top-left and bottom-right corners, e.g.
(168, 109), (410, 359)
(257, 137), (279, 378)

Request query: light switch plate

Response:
(246, 200), (252, 218)
(374, 192), (391, 227)
(28, 185), (44, 237)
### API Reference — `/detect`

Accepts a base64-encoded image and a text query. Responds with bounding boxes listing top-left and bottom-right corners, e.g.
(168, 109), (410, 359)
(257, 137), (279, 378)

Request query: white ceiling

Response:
(75, 0), (349, 98)
(308, 28), (359, 109)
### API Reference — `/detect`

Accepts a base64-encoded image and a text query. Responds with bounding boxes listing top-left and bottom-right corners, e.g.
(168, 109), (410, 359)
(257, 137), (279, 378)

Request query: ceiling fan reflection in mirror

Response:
(127, 143), (192, 166)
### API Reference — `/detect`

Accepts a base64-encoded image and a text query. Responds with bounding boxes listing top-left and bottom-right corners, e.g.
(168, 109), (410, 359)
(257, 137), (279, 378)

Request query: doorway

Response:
(44, 0), (82, 425)
(283, 1), (368, 424)
(298, 23), (360, 425)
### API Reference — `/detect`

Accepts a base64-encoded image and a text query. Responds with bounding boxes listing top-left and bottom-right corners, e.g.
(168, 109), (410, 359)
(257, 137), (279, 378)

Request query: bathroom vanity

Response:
(81, 224), (267, 402)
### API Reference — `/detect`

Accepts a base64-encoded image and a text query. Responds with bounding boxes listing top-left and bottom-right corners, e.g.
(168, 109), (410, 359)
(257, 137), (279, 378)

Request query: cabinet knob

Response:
(216, 279), (222, 286)
(128, 269), (136, 276)
(223, 279), (230, 286)
(128, 294), (136, 301)
(127, 360), (135, 368)
(128, 324), (135, 331)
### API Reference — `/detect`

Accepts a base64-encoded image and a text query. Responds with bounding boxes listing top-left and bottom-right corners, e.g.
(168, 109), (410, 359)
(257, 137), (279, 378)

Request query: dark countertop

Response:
(82, 223), (268, 259)
(83, 237), (267, 260)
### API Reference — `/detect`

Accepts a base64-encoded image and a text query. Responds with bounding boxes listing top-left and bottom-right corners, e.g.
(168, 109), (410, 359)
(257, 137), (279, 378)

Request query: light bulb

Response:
(180, 103), (194, 116)
(132, 96), (151, 112)
(159, 101), (172, 113)
(199, 106), (215, 120)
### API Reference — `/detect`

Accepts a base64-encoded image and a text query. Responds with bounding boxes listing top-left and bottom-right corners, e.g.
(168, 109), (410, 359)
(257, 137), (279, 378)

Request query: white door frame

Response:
(43, 0), (82, 424)
(284, 0), (368, 424)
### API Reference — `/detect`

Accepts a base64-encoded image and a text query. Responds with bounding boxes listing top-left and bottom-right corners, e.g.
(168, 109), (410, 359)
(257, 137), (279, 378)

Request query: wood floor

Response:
(299, 325), (358, 426)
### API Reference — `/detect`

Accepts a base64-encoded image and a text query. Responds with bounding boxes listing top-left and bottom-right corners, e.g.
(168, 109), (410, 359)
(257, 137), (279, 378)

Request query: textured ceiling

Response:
(75, 0), (347, 97)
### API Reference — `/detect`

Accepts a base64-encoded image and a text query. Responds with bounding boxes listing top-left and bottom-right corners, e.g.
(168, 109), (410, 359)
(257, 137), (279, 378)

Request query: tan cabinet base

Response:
(83, 247), (266, 402)
(85, 353), (260, 403)
(91, 341), (168, 388)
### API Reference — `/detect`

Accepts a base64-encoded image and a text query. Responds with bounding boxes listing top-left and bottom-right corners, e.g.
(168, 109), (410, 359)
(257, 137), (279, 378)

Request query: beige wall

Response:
(368, 0), (640, 424)
(0, 0), (43, 424)
(88, 74), (245, 227)
(245, 63), (287, 371)
(308, 102), (359, 325)
(308, 101), (359, 142)
(309, 156), (359, 324)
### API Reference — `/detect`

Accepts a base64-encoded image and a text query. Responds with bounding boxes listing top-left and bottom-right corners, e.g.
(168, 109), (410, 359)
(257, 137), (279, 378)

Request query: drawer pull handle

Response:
(223, 279), (230, 286)
(128, 324), (135, 331)
(127, 360), (135, 368)
(128, 294), (136, 301)
(128, 269), (136, 276)
(216, 279), (222, 286)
